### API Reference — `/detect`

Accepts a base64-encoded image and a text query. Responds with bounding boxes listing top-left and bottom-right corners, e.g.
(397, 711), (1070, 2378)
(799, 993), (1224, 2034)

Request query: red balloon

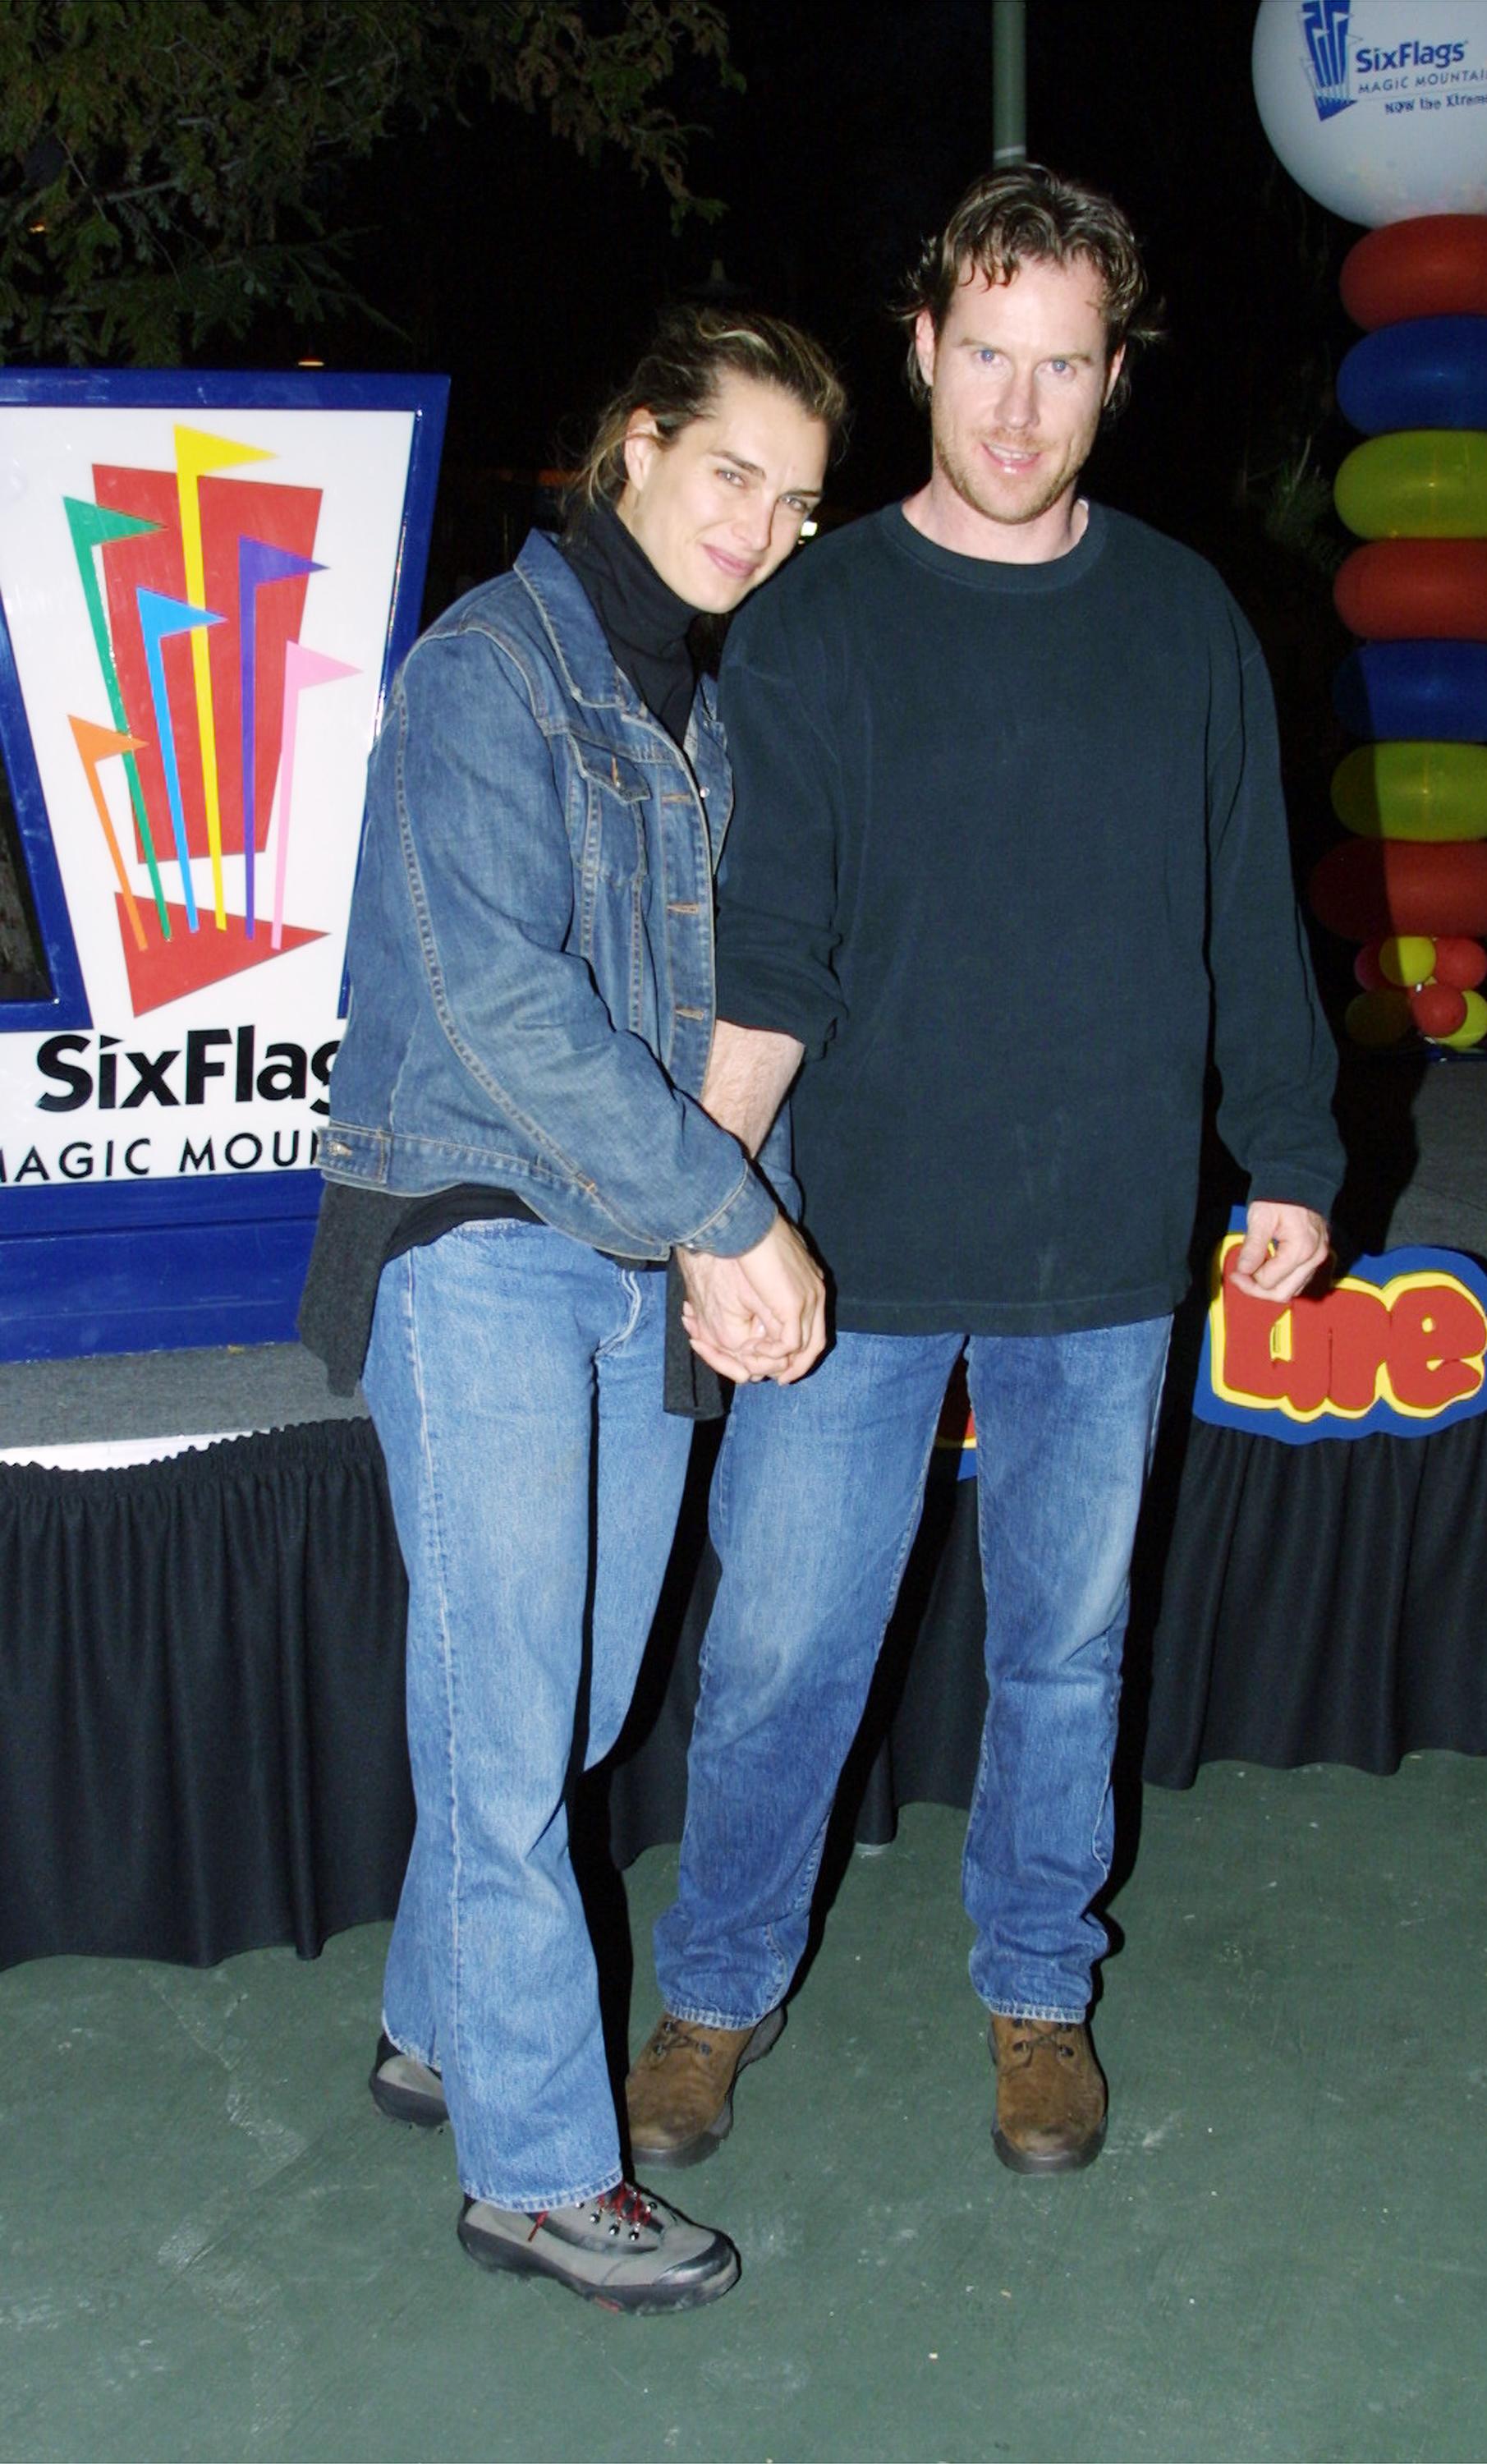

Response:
(1333, 541), (1487, 644)
(1353, 940), (1387, 991)
(1309, 839), (1487, 941)
(1410, 981), (1469, 1037)
(1433, 935), (1487, 990)
(1341, 218), (1487, 331)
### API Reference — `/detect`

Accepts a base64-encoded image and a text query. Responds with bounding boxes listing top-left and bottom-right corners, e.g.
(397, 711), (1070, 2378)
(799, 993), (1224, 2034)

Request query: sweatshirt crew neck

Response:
(883, 499), (1109, 594)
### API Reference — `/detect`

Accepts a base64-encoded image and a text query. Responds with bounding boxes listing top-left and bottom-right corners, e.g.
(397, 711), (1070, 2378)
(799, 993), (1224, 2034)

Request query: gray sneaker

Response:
(368, 2031), (447, 2130)
(457, 2181), (740, 2314)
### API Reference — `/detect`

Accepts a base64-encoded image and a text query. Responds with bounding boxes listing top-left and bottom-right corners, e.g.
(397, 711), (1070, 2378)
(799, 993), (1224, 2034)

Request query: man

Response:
(630, 167), (1342, 2178)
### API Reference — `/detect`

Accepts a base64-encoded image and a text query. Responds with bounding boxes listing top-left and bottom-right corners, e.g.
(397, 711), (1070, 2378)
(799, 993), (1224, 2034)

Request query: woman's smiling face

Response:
(616, 370), (829, 614)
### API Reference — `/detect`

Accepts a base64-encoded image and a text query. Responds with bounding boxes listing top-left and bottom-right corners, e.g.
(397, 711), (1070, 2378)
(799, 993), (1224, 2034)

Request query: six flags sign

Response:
(0, 387), (434, 1190)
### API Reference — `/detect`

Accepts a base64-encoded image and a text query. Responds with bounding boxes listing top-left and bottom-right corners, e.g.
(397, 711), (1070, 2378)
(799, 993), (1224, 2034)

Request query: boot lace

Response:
(645, 2015), (714, 2066)
(1006, 2020), (1079, 2065)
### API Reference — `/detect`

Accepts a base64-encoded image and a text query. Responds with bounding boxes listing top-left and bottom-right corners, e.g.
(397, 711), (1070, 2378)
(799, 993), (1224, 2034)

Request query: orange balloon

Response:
(1341, 218), (1487, 331)
(1434, 935), (1487, 991)
(1425, 987), (1487, 1050)
(1353, 940), (1387, 991)
(1310, 839), (1487, 941)
(1410, 981), (1468, 1037)
(1333, 540), (1487, 644)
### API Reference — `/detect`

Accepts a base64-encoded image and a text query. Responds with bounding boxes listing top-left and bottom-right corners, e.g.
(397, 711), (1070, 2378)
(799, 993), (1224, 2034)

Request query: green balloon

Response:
(1345, 989), (1411, 1048)
(1332, 740), (1487, 843)
(1335, 430), (1487, 541)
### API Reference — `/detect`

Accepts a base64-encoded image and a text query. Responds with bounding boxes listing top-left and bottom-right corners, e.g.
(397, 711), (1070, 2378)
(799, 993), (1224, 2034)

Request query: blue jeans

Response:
(654, 1318), (1172, 2028)
(363, 1221), (692, 2210)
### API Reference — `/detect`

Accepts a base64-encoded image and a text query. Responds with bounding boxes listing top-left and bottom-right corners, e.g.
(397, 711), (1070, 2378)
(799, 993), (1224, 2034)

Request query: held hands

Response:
(1229, 1200), (1331, 1303)
(678, 1217), (827, 1386)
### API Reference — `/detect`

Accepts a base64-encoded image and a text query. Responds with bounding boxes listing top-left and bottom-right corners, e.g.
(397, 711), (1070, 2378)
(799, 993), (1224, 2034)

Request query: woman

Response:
(301, 309), (844, 2314)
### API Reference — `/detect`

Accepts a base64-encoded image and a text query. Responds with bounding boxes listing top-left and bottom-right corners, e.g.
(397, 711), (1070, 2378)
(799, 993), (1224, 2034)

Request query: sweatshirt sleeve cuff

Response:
(1245, 1168), (1342, 1221)
(715, 955), (842, 1060)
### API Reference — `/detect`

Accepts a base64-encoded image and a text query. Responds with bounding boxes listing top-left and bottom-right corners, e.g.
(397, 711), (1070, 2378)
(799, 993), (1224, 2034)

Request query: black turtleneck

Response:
(562, 498), (698, 743)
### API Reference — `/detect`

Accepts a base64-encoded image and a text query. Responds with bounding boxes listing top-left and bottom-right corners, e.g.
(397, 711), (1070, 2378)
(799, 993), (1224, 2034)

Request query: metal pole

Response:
(993, 0), (1027, 165)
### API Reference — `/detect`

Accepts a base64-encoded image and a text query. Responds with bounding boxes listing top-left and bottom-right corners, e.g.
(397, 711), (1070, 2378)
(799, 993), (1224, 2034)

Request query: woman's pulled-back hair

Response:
(898, 163), (1163, 418)
(571, 305), (847, 512)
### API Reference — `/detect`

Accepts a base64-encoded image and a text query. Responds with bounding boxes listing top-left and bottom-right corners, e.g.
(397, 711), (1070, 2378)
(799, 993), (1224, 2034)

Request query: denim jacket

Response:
(319, 531), (784, 1261)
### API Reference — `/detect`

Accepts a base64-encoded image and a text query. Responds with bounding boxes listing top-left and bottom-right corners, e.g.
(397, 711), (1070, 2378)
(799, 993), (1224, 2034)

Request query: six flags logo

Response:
(1299, 2), (1471, 121)
(1302, 0), (1356, 119)
(62, 425), (357, 1018)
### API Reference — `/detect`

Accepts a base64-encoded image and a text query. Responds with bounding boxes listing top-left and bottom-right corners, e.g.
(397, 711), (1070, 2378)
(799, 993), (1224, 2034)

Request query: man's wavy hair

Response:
(898, 164), (1163, 419)
(571, 306), (847, 513)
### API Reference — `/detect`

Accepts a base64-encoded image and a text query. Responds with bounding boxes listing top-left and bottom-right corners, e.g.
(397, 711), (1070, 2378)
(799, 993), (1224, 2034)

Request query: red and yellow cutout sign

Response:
(1198, 1221), (1487, 1444)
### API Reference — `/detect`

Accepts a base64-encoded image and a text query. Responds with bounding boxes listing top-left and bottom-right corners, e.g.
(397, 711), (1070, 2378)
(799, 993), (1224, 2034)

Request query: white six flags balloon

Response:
(1252, 1), (1487, 226)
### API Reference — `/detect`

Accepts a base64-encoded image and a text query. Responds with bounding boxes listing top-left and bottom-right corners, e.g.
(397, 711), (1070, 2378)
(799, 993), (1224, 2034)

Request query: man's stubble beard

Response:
(931, 421), (1082, 531)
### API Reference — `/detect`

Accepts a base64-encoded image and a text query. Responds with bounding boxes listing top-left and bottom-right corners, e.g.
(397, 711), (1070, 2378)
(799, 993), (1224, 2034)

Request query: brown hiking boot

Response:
(626, 2009), (785, 2168)
(989, 2014), (1108, 2175)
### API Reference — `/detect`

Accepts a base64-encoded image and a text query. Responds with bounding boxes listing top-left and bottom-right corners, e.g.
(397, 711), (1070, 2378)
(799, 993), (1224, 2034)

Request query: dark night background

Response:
(0, 2), (1370, 1009)
(309, 0), (1363, 1019)
(324, 2), (1356, 608)
(308, 0), (1362, 919)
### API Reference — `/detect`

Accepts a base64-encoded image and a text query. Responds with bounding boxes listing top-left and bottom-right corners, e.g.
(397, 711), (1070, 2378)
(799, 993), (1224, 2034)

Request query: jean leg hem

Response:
(660, 1996), (779, 2034)
(984, 1997), (1088, 2025)
(380, 2016), (437, 2068)
(461, 2164), (624, 2213)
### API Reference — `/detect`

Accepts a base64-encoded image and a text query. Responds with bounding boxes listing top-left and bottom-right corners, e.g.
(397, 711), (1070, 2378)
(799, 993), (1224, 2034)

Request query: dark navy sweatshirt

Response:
(714, 501), (1343, 1335)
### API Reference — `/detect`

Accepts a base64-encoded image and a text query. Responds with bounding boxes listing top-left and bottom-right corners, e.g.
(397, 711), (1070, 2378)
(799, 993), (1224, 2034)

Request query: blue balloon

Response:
(1338, 317), (1487, 437)
(1333, 639), (1487, 743)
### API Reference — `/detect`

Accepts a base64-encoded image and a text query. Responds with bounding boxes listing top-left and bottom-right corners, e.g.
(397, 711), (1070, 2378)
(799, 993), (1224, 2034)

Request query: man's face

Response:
(915, 255), (1122, 546)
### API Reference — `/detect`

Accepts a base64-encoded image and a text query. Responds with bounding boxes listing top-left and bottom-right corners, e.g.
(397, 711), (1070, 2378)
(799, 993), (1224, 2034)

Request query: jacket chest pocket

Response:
(571, 743), (651, 890)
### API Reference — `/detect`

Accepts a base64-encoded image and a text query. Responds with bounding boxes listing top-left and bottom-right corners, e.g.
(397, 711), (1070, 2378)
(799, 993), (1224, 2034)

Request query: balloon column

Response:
(1326, 222), (1487, 1048)
(1251, 0), (1487, 1052)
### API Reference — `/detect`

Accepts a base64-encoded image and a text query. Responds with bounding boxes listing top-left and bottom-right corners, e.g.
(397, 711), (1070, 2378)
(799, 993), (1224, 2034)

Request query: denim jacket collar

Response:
(514, 528), (723, 743)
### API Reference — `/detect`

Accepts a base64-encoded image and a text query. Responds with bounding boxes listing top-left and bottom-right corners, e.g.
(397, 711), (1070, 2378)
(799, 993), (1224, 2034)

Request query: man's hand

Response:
(1229, 1200), (1331, 1302)
(678, 1217), (826, 1386)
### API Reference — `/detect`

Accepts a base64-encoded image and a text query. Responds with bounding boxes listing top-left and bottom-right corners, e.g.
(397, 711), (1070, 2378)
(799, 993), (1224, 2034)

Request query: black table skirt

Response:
(5, 1390), (1486, 1974)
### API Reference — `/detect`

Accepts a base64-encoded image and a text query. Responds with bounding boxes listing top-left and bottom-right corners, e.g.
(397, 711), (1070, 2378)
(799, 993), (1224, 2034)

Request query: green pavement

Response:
(6, 1755), (1485, 2464)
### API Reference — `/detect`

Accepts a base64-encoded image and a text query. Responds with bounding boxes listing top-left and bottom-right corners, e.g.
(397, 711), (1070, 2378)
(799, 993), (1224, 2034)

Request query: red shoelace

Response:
(525, 2181), (656, 2240)
(599, 2182), (656, 2230)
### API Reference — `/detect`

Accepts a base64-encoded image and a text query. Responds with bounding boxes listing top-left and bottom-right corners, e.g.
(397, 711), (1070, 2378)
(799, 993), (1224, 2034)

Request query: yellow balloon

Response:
(1331, 741), (1487, 843)
(1345, 988), (1412, 1047)
(1424, 986), (1487, 1050)
(1335, 430), (1487, 542)
(1378, 935), (1436, 988)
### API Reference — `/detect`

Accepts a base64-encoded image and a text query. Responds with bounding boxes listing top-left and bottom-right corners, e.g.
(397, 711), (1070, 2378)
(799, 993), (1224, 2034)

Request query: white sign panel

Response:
(0, 393), (427, 1193)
